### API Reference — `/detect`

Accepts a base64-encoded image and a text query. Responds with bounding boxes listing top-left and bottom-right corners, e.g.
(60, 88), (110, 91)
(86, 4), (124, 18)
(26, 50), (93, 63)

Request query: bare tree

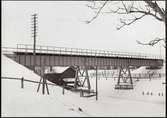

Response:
(86, 0), (165, 47)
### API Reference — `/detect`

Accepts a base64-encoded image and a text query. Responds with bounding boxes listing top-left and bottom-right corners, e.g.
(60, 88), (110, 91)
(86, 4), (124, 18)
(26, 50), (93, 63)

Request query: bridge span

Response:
(3, 44), (163, 67)
(2, 44), (164, 100)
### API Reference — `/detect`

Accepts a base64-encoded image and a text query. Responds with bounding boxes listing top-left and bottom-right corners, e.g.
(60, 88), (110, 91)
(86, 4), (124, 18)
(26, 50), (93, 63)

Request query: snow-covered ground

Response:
(1, 54), (166, 117)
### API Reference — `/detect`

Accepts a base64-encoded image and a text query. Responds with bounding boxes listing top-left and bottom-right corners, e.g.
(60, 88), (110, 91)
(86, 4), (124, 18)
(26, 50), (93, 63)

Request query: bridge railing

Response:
(2, 44), (163, 60)
(2, 47), (18, 54)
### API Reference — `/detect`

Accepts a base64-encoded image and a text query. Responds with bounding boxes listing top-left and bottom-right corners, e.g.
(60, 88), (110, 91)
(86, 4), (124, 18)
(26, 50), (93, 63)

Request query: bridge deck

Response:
(2, 44), (164, 67)
(14, 51), (162, 61)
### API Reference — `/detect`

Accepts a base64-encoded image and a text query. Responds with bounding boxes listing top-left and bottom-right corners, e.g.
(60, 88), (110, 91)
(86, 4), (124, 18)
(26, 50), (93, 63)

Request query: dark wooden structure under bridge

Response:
(2, 44), (164, 100)
(44, 66), (76, 88)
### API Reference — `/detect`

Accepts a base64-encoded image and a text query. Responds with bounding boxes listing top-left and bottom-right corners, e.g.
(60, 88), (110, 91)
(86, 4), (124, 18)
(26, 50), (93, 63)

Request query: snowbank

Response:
(1, 55), (88, 117)
(2, 54), (40, 81)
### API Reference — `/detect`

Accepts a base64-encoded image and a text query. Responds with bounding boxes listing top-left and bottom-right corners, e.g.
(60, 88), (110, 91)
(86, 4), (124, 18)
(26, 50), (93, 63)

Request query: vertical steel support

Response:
(74, 66), (91, 92)
(30, 55), (32, 68)
(116, 65), (133, 89)
(85, 66), (91, 91)
(127, 66), (133, 85)
(50, 66), (53, 72)
(74, 66), (79, 90)
(117, 66), (122, 85)
(95, 66), (98, 100)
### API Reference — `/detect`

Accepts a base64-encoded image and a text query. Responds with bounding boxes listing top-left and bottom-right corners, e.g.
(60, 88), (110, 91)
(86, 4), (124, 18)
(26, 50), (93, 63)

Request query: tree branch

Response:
(117, 14), (146, 30)
(136, 37), (166, 48)
(86, 2), (102, 10)
(121, 1), (128, 13)
(85, 1), (165, 48)
(85, 0), (108, 24)
(144, 1), (165, 22)
(129, 10), (164, 21)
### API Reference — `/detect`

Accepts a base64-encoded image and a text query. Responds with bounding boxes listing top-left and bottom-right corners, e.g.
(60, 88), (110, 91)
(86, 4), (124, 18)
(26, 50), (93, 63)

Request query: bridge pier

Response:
(74, 66), (91, 92)
(115, 65), (133, 89)
(74, 66), (79, 90)
(73, 65), (98, 100)
(36, 58), (50, 95)
(37, 76), (49, 95)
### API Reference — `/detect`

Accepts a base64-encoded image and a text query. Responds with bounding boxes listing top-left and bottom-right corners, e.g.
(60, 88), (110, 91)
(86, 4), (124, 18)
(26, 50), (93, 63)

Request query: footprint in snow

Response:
(78, 107), (83, 112)
(69, 108), (74, 111)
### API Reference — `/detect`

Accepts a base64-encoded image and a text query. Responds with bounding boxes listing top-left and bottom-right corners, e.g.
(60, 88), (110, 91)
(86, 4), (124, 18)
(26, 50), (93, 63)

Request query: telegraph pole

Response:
(31, 13), (38, 72)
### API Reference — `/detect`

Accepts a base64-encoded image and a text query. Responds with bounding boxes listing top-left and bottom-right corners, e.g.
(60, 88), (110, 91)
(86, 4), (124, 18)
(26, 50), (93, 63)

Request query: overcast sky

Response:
(2, 1), (165, 56)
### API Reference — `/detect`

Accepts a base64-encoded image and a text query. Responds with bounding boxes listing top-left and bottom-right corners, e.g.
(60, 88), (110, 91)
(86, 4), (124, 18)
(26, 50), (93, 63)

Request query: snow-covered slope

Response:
(1, 54), (166, 117)
(1, 55), (88, 117)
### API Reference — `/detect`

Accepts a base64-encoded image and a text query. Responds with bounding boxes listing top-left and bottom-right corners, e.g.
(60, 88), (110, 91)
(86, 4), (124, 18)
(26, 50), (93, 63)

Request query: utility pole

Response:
(31, 13), (38, 72)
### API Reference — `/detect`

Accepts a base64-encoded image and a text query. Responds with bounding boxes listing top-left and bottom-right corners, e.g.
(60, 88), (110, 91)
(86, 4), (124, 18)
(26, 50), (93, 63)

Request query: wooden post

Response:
(95, 66), (98, 100)
(21, 77), (24, 89)
(37, 77), (42, 92)
(36, 57), (49, 95)
(62, 84), (65, 95)
(45, 78), (49, 95)
(42, 76), (45, 95)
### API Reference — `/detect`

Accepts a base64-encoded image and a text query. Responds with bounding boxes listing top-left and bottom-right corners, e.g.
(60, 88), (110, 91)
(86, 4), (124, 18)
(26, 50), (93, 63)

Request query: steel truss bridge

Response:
(2, 44), (164, 100)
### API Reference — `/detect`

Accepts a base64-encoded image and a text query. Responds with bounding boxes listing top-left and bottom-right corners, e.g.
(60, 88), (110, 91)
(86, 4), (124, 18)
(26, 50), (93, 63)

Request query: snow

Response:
(132, 66), (166, 74)
(1, 55), (87, 117)
(1, 54), (166, 117)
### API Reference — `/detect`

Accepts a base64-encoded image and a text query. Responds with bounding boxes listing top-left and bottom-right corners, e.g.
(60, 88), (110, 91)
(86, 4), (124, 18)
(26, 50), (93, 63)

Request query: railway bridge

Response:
(2, 44), (164, 100)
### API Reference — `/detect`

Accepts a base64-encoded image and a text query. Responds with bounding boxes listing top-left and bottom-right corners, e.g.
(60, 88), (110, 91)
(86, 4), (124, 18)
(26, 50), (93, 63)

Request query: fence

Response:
(89, 72), (165, 79)
(1, 76), (57, 89)
(1, 76), (95, 96)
